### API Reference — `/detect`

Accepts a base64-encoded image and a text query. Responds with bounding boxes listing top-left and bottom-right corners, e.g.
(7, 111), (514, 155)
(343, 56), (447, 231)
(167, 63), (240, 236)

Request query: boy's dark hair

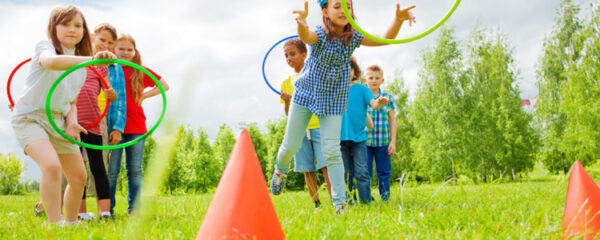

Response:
(283, 38), (307, 54)
(94, 23), (118, 41)
(367, 65), (384, 75)
(350, 56), (361, 81)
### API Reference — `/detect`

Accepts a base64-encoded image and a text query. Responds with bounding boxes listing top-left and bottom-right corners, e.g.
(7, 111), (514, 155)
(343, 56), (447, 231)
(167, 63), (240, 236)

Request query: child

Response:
(340, 57), (388, 205)
(280, 38), (332, 208)
(11, 5), (114, 225)
(366, 65), (397, 201)
(75, 22), (119, 220)
(34, 23), (125, 221)
(107, 34), (169, 215)
(270, 0), (415, 214)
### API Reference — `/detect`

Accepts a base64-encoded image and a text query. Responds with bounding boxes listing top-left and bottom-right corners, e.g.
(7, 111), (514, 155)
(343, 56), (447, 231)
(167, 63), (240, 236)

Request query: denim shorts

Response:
(293, 128), (326, 172)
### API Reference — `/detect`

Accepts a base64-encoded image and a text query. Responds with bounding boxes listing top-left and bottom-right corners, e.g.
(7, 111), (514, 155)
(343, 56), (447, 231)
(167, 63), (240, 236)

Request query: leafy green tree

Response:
(0, 153), (28, 195)
(463, 28), (538, 180)
(536, 0), (584, 173)
(212, 124), (236, 181)
(559, 2), (600, 168)
(411, 27), (465, 182)
(383, 71), (416, 182)
(247, 124), (269, 182)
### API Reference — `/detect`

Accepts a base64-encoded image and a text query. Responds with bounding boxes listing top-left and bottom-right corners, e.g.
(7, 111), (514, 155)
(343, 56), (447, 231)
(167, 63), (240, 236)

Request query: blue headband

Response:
(317, 0), (327, 8)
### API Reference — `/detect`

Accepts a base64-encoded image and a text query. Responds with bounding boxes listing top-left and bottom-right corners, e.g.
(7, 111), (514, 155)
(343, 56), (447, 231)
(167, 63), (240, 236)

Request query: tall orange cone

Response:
(563, 160), (600, 239)
(196, 129), (285, 240)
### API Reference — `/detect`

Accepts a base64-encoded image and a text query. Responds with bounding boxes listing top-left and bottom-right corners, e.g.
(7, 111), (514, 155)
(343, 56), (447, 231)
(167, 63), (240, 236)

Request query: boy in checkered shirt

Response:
(365, 65), (397, 201)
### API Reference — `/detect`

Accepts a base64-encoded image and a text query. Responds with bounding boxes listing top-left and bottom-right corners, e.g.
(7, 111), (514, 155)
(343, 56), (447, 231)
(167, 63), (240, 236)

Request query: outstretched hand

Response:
(395, 4), (416, 27)
(93, 51), (117, 67)
(293, 1), (309, 29)
(377, 96), (390, 105)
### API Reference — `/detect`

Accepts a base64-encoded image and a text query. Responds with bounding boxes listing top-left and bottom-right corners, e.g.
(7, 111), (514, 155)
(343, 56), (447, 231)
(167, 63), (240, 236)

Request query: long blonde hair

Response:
(47, 5), (92, 56)
(117, 34), (144, 104)
(321, 1), (356, 46)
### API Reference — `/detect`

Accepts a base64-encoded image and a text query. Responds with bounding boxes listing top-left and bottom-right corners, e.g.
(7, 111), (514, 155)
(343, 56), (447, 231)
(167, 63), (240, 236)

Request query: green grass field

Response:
(0, 176), (569, 239)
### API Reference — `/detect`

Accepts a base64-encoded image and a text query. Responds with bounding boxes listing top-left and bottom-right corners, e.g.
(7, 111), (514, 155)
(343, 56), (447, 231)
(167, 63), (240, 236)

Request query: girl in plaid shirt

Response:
(270, 0), (415, 214)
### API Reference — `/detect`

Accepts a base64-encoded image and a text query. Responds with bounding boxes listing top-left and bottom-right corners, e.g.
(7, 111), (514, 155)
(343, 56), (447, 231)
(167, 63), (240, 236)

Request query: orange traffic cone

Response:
(196, 129), (285, 240)
(563, 160), (600, 239)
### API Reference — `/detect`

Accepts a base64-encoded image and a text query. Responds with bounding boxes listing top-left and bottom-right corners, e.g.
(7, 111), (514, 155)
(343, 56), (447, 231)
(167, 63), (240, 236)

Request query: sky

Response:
(0, 0), (592, 180)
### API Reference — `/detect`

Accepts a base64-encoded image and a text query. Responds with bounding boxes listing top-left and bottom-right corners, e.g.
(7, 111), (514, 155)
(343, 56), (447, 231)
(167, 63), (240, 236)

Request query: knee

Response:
(67, 171), (87, 189)
(43, 163), (62, 180)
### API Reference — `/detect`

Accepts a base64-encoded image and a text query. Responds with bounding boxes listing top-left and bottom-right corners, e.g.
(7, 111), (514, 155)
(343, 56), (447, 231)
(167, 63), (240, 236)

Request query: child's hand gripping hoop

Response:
(341, 0), (461, 44)
(7, 58), (111, 129)
(262, 35), (299, 95)
(46, 59), (167, 150)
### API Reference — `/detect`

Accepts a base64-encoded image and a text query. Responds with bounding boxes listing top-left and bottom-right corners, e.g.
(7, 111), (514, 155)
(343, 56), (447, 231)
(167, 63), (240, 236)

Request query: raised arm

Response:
(294, 1), (318, 44)
(361, 4), (416, 47)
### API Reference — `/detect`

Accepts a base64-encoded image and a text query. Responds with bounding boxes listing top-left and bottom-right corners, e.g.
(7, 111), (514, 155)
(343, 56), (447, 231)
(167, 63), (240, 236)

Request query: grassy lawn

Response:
(0, 176), (568, 239)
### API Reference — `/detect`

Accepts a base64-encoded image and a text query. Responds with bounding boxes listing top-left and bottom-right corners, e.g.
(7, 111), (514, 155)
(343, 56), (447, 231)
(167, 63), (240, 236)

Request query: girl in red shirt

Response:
(107, 34), (169, 214)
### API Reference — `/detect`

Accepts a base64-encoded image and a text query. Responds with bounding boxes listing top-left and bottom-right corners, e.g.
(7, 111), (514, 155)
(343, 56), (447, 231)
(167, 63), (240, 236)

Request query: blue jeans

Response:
(275, 103), (346, 207)
(341, 140), (371, 204)
(367, 146), (391, 201)
(107, 134), (145, 213)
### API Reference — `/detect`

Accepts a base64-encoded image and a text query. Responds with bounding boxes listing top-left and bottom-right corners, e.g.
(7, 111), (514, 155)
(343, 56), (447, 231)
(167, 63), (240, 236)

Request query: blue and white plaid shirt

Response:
(293, 26), (364, 116)
(107, 64), (127, 133)
(367, 90), (396, 147)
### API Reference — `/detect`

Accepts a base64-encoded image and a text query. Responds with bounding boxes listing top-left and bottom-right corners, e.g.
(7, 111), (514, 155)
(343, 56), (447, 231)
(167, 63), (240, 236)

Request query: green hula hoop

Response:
(341, 0), (461, 44)
(46, 59), (167, 150)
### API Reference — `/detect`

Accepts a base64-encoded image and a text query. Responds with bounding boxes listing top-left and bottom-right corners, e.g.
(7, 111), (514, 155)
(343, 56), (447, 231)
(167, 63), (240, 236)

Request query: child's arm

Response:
(294, 1), (318, 44)
(388, 110), (397, 155)
(40, 51), (116, 71)
(362, 4), (416, 47)
(65, 101), (88, 141)
(369, 96), (390, 110)
(140, 78), (170, 103)
(104, 87), (117, 102)
(283, 97), (291, 116)
(367, 113), (374, 130)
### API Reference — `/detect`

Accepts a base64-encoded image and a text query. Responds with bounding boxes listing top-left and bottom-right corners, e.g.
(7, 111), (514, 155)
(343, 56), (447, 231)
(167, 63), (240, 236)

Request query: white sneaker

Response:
(77, 212), (94, 221)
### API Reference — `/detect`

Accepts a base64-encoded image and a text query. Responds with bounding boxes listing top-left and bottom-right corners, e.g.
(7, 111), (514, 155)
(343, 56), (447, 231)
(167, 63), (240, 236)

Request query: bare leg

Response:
(96, 198), (111, 216)
(58, 153), (87, 222)
(321, 167), (332, 199)
(304, 172), (319, 201)
(25, 140), (62, 223)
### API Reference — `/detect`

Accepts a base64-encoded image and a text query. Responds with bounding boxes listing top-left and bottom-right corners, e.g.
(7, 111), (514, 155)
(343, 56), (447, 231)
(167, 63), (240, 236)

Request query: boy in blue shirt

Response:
(341, 58), (389, 204)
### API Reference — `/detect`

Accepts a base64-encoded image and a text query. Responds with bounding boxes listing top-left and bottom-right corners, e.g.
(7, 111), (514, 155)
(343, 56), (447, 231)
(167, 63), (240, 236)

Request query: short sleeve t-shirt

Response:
(76, 66), (108, 135)
(13, 40), (86, 116)
(122, 66), (162, 134)
(280, 73), (319, 130)
(367, 90), (396, 147)
(341, 84), (375, 142)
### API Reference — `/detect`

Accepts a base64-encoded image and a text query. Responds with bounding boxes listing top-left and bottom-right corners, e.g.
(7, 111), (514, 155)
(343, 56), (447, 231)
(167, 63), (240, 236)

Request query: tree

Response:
(0, 153), (28, 195)
(247, 124), (269, 182)
(559, 2), (600, 168)
(536, 0), (584, 173)
(212, 124), (236, 181)
(411, 26), (465, 182)
(463, 27), (538, 180)
(383, 71), (416, 182)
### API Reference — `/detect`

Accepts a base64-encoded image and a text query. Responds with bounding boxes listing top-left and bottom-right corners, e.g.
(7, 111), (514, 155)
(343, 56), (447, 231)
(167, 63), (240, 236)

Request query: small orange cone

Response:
(196, 129), (285, 240)
(563, 160), (600, 239)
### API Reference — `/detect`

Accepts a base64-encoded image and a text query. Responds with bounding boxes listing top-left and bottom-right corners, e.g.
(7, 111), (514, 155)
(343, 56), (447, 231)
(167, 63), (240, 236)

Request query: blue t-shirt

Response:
(341, 84), (375, 142)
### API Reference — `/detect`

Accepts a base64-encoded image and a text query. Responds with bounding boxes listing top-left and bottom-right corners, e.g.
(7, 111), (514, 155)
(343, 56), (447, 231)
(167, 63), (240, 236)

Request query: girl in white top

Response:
(10, 5), (115, 225)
